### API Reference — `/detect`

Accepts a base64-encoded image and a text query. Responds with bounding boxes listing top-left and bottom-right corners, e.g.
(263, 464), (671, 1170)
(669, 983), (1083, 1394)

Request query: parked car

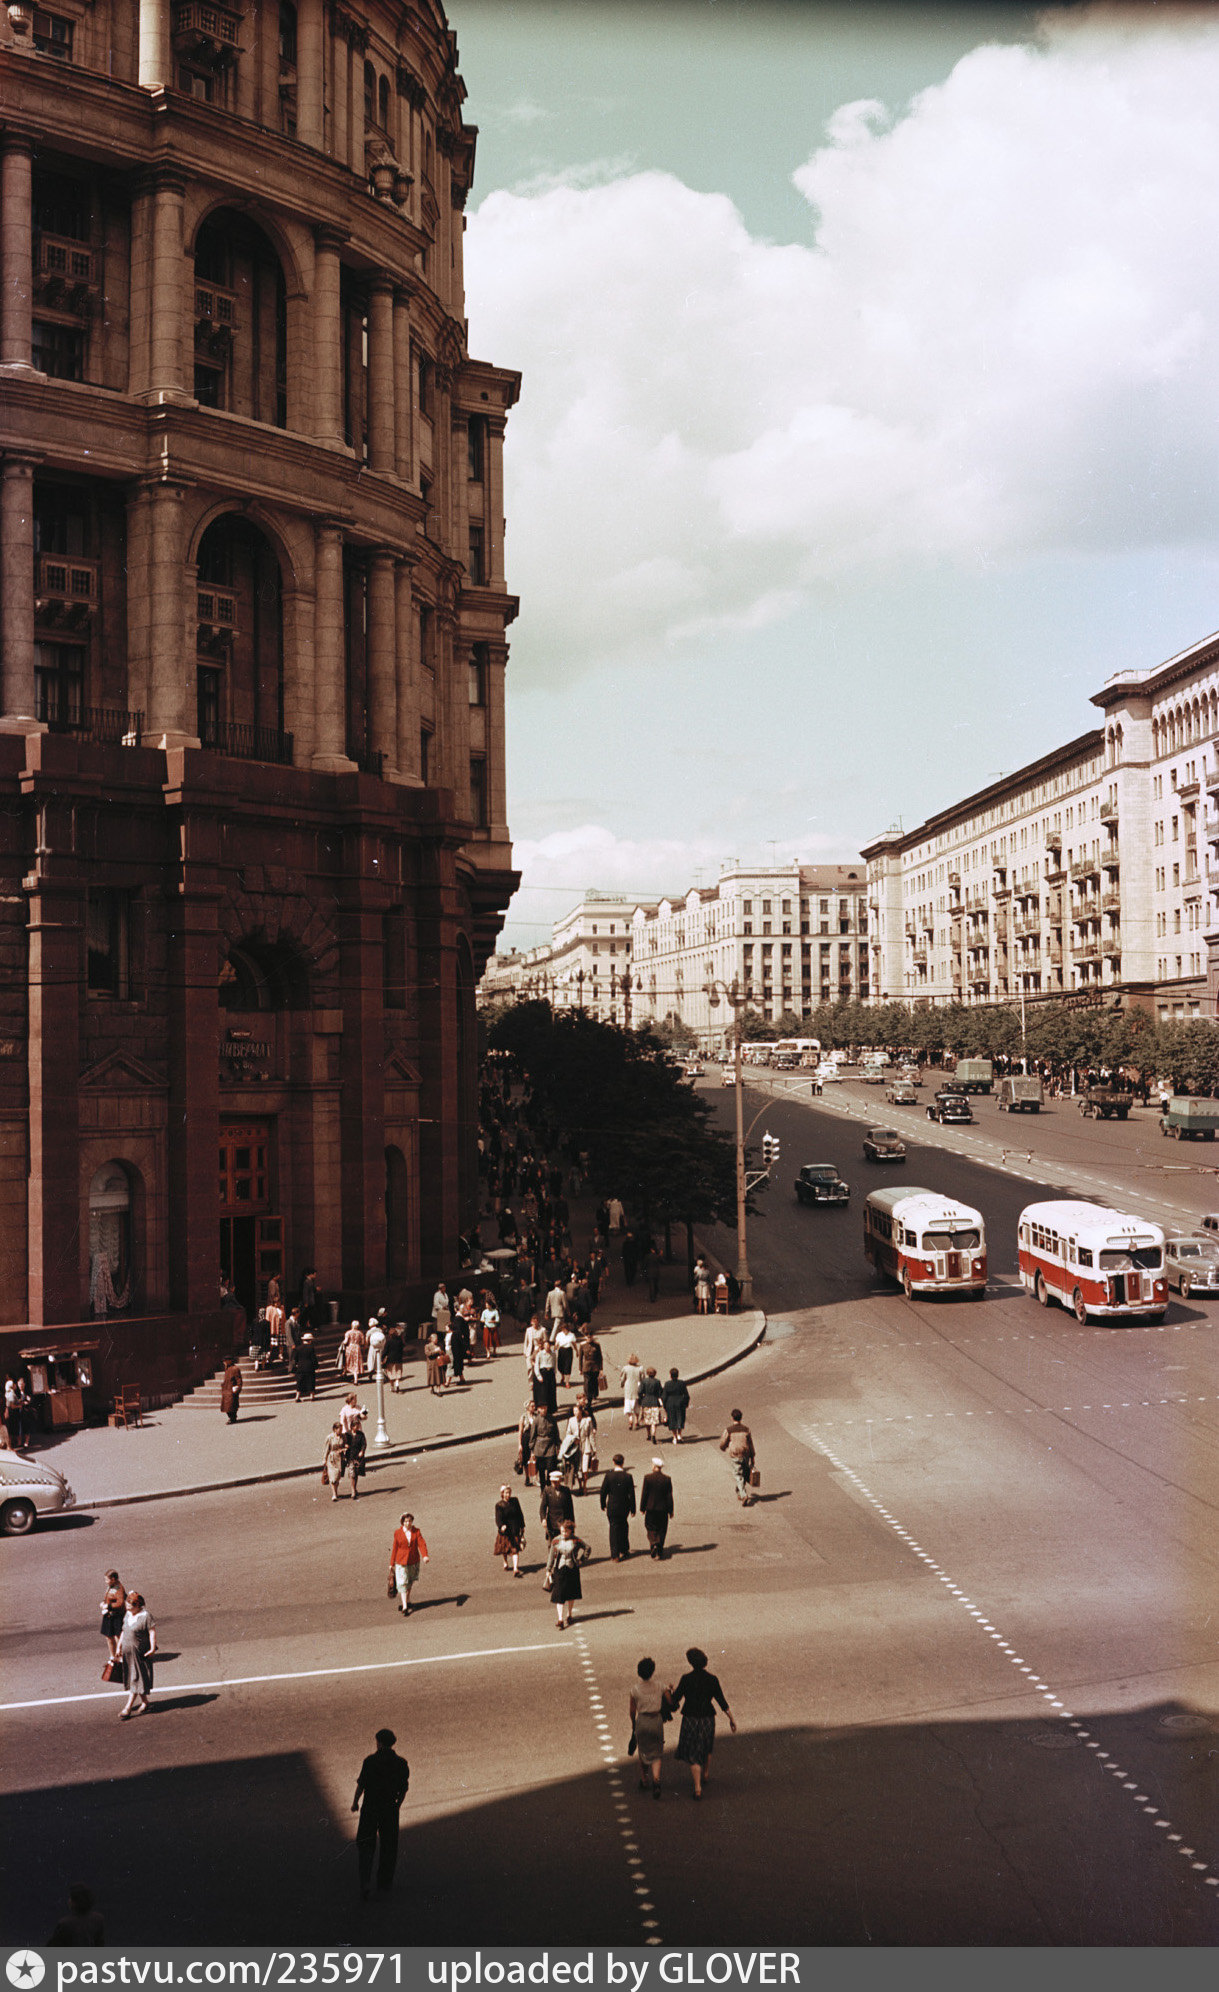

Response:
(1199, 1213), (1219, 1237)
(720, 1067), (737, 1088)
(863, 1127), (907, 1163)
(1164, 1235), (1219, 1297)
(886, 1080), (918, 1106)
(795, 1162), (850, 1206)
(0, 1453), (77, 1536)
(928, 1092), (973, 1125)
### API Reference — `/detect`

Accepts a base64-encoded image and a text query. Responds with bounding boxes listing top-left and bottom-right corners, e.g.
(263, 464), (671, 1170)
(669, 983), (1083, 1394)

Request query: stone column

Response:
(313, 522), (352, 769)
(393, 286), (413, 481)
(366, 279), (395, 475)
(144, 481), (195, 747)
(25, 800), (82, 1324)
(236, 20), (256, 119)
(367, 548), (398, 774)
(138, 0), (172, 89)
(394, 557), (420, 782)
(166, 881), (222, 1317)
(134, 170), (190, 404)
(434, 364), (454, 556)
(0, 456), (38, 725)
(295, 0), (325, 149)
(0, 136), (38, 377)
(311, 226), (346, 444)
(260, 0), (281, 128)
(332, 30), (349, 166)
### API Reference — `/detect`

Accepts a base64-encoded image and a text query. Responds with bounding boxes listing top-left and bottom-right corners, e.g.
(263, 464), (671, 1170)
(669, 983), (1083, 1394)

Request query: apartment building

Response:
(865, 629), (1219, 1020)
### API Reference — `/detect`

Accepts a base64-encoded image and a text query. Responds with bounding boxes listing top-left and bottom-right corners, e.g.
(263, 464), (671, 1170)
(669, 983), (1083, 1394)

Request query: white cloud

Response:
(466, 10), (1219, 684)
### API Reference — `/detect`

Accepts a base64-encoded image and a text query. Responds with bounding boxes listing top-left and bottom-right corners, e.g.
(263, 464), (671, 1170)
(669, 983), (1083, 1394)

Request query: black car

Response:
(863, 1127), (907, 1162)
(795, 1162), (850, 1205)
(927, 1092), (973, 1125)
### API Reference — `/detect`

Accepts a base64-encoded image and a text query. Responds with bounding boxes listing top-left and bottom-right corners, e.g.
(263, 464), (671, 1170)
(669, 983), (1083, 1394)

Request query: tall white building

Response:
(630, 863), (870, 1045)
(865, 629), (1219, 1021)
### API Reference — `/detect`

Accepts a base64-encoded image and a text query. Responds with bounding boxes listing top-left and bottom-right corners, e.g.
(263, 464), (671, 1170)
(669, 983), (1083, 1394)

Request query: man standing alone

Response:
(719, 1409), (756, 1504)
(351, 1728), (410, 1899)
(600, 1453), (636, 1561)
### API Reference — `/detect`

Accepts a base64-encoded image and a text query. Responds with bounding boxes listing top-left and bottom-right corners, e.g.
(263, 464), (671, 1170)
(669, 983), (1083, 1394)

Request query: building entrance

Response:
(218, 1122), (283, 1318)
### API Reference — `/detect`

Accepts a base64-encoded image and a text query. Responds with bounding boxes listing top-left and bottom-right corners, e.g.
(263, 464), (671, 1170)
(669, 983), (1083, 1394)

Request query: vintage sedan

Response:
(863, 1127), (907, 1163)
(927, 1092), (973, 1125)
(1164, 1235), (1219, 1298)
(886, 1080), (918, 1106)
(0, 1453), (77, 1536)
(795, 1162), (850, 1206)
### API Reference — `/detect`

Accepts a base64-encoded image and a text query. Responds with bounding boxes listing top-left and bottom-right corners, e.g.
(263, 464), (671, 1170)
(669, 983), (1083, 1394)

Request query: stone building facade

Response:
(0, 0), (518, 1356)
(864, 631), (1219, 1020)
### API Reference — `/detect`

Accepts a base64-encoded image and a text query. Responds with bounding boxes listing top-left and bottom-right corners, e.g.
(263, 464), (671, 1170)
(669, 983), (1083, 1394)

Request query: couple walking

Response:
(630, 1647), (737, 1800)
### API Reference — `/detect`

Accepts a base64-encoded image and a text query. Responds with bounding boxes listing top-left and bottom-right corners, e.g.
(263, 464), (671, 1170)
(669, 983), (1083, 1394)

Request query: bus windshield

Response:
(1099, 1246), (1162, 1271)
(923, 1228), (981, 1251)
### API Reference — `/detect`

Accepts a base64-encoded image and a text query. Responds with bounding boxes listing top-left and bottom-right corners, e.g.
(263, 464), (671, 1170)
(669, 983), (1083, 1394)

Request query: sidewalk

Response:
(43, 1265), (765, 1508)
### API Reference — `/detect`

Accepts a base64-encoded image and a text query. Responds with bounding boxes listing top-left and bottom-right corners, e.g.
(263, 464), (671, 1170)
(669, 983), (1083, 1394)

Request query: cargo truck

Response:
(952, 1059), (993, 1094)
(1159, 1096), (1219, 1141)
(996, 1075), (1043, 1113)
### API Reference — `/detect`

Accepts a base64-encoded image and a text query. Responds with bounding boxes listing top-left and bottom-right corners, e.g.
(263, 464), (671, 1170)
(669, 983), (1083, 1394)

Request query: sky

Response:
(451, 1), (1219, 953)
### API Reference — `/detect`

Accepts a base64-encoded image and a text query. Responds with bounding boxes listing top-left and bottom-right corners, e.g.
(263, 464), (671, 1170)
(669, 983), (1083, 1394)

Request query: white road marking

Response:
(797, 1423), (1216, 1899)
(577, 1632), (662, 1944)
(0, 1639), (571, 1712)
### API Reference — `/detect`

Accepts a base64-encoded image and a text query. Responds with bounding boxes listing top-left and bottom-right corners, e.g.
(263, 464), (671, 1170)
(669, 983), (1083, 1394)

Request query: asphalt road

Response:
(2, 1073), (1217, 1947)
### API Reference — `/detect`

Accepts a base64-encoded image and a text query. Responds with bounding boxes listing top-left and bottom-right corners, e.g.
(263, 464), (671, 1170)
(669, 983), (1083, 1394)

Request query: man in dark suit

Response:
(532, 1408), (560, 1484)
(539, 1471), (574, 1541)
(449, 1312), (470, 1383)
(351, 1728), (410, 1899)
(599, 1453), (636, 1561)
(640, 1455), (674, 1558)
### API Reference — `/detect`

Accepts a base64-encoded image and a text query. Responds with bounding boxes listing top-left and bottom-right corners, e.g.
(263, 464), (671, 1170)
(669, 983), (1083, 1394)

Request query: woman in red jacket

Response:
(388, 1513), (429, 1616)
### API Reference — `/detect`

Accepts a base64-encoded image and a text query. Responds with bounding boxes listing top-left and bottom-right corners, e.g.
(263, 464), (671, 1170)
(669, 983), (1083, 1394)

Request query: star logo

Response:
(6, 1957), (45, 1989)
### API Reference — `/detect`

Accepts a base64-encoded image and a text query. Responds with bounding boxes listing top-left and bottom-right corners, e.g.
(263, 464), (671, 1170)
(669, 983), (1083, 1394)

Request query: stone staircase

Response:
(180, 1321), (352, 1409)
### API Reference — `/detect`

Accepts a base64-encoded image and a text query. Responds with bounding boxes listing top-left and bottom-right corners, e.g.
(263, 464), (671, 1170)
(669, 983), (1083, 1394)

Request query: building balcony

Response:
(1077, 942), (1101, 962)
(1014, 885), (1040, 908)
(39, 703), (144, 746)
(1101, 843), (1120, 873)
(947, 869), (960, 885)
(197, 588), (238, 640)
(1101, 940), (1122, 960)
(1013, 915), (1041, 939)
(1101, 890), (1121, 914)
(33, 232), (96, 315)
(1045, 829), (1062, 851)
(1099, 797), (1118, 821)
(968, 977), (990, 995)
(201, 720), (295, 766)
(1178, 778), (1200, 801)
(1046, 943), (1063, 965)
(35, 552), (100, 622)
(1206, 764), (1219, 797)
(992, 880), (1011, 899)
(1071, 857), (1100, 882)
(194, 280), (239, 337)
(911, 947), (927, 966)
(173, 1), (241, 59)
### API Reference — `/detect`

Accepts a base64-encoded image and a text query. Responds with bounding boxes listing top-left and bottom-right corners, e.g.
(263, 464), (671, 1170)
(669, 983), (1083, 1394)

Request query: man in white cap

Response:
(640, 1455), (674, 1559)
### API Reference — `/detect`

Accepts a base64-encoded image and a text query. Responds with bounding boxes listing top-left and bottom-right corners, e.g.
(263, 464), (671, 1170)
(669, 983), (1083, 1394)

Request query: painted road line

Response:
(0, 1639), (571, 1712)
(798, 1423), (1218, 1899)
(576, 1633), (663, 1946)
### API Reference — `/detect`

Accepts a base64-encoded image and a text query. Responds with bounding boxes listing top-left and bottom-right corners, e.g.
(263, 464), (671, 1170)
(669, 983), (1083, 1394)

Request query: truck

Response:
(1159, 1096), (1219, 1141)
(952, 1059), (993, 1094)
(1078, 1086), (1134, 1121)
(996, 1075), (1043, 1114)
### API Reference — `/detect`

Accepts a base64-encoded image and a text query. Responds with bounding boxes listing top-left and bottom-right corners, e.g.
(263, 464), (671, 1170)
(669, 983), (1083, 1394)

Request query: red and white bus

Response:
(864, 1187), (987, 1299)
(1017, 1201), (1167, 1324)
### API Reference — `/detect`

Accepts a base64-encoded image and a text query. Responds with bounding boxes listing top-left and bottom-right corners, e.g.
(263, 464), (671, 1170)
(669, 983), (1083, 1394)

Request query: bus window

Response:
(1078, 1247), (1093, 1267)
(1099, 1245), (1162, 1271)
(924, 1228), (981, 1251)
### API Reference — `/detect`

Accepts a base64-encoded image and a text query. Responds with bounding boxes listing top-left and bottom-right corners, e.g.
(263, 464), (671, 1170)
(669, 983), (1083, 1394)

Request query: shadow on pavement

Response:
(3, 1703), (1216, 1945)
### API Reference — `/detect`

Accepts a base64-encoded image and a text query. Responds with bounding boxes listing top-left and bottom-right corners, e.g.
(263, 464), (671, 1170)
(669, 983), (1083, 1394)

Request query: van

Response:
(997, 1075), (1042, 1114)
(952, 1058), (993, 1094)
(1160, 1096), (1219, 1142)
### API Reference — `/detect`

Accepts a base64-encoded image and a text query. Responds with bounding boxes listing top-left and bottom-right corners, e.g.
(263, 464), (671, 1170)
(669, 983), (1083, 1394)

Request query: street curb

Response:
(83, 1310), (768, 1511)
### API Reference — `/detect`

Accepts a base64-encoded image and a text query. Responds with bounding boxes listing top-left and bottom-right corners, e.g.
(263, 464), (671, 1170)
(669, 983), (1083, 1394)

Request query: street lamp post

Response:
(705, 977), (752, 1304)
(372, 1350), (391, 1447)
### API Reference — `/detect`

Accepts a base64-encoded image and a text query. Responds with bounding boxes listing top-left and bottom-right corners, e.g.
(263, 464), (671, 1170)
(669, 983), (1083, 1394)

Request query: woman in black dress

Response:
(494, 1484), (526, 1575)
(99, 1569), (126, 1666)
(670, 1646), (736, 1798)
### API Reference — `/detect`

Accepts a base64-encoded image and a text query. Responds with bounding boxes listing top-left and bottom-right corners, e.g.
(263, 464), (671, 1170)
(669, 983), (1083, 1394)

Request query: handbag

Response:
(627, 1723), (637, 1756)
(387, 1572), (397, 1600)
(597, 1370), (607, 1393)
(101, 1658), (122, 1684)
(749, 1467), (761, 1488)
(542, 1569), (553, 1591)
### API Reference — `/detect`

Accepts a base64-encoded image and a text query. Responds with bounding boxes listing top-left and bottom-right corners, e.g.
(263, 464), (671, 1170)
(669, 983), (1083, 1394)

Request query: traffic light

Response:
(762, 1131), (780, 1167)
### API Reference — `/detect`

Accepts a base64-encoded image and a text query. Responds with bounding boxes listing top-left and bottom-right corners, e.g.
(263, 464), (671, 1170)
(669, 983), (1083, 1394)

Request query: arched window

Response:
(220, 935), (309, 1011)
(196, 515), (287, 762)
(89, 1162), (133, 1316)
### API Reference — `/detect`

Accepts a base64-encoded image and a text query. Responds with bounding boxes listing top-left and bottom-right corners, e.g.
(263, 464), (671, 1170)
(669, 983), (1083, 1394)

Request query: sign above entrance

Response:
(221, 1028), (273, 1080)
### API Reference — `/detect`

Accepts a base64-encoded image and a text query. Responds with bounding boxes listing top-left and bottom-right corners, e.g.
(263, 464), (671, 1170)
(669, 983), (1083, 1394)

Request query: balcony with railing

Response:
(1101, 841), (1120, 872)
(1101, 889), (1121, 915)
(36, 552), (101, 625)
(1013, 913), (1041, 939)
(33, 232), (97, 315)
(1177, 778), (1199, 801)
(1077, 942), (1101, 962)
(1101, 939), (1122, 960)
(199, 719), (295, 765)
(1071, 856), (1100, 882)
(194, 281), (239, 339)
(911, 946), (927, 967)
(39, 704), (144, 746)
(1099, 797), (1118, 822)
(173, 2), (241, 58)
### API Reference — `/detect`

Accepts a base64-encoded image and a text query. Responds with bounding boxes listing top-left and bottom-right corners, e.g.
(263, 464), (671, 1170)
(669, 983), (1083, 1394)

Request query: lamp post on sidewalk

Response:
(704, 977), (752, 1304)
(373, 1352), (391, 1448)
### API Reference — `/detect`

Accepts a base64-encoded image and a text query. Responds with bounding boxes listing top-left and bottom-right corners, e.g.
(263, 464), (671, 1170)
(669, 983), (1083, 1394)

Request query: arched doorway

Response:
(88, 1161), (134, 1316)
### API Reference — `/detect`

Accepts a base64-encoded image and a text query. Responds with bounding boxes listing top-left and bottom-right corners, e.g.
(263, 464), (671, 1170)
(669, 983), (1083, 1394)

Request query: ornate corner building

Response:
(0, 0), (519, 1352)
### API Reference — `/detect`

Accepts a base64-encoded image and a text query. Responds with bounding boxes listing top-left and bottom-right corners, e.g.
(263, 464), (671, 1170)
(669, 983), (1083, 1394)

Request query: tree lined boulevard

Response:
(2, 1072), (1217, 1946)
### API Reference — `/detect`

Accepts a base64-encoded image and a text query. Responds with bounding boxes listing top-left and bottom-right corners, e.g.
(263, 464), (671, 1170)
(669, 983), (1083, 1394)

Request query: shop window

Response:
(86, 890), (131, 999)
(89, 1162), (133, 1315)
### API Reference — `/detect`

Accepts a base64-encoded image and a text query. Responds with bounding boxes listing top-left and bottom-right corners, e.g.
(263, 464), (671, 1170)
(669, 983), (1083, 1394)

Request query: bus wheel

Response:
(902, 1267), (914, 1300)
(1072, 1287), (1088, 1324)
(1035, 1273), (1050, 1307)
